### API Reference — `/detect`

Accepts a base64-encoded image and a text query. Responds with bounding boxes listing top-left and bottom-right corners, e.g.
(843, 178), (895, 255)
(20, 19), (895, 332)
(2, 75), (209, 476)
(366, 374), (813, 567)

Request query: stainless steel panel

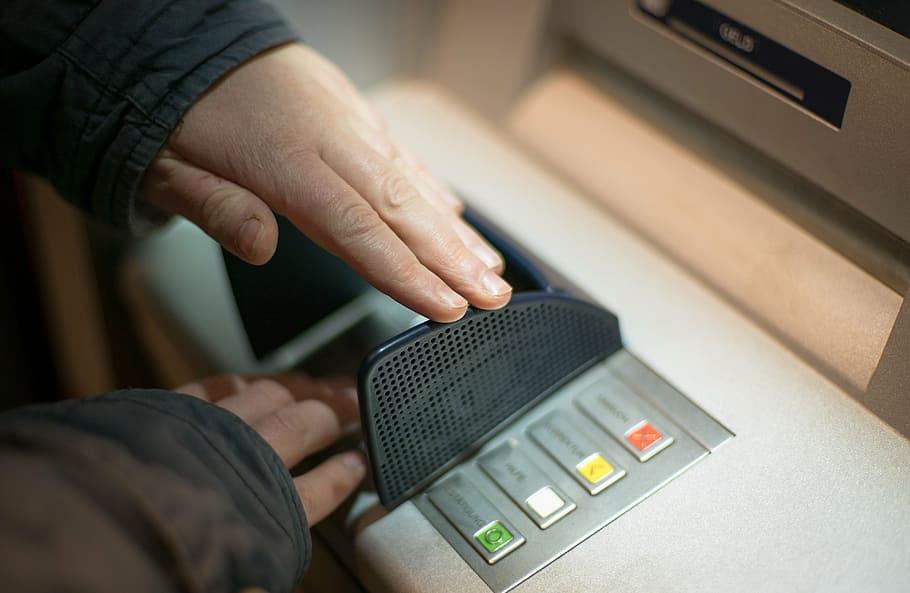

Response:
(576, 374), (675, 461)
(478, 441), (577, 529)
(428, 473), (526, 564)
(607, 351), (734, 450)
(528, 411), (626, 494)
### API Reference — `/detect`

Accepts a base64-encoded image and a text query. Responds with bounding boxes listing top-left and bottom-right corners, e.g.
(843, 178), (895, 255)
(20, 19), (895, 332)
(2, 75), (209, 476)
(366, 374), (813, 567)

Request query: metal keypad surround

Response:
(478, 442), (577, 529)
(528, 411), (626, 494)
(576, 375), (675, 462)
(413, 350), (733, 593)
(428, 473), (526, 564)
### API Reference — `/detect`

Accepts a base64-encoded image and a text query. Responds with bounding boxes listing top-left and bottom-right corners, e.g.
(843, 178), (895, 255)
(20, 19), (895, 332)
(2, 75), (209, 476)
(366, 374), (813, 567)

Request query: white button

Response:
(526, 486), (565, 520)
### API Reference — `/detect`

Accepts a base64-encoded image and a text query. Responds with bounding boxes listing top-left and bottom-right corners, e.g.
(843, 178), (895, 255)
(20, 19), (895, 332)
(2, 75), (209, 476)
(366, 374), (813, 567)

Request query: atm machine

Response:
(122, 1), (910, 591)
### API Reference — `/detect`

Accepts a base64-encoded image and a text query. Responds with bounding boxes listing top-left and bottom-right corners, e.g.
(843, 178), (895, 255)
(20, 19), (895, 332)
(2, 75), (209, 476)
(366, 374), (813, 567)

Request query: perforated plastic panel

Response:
(358, 293), (622, 508)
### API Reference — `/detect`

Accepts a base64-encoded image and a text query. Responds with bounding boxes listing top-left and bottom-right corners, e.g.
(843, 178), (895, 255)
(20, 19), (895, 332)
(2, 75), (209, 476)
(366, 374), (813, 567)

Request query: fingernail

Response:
(438, 286), (468, 310)
(343, 452), (366, 472)
(238, 218), (263, 259)
(473, 245), (502, 269)
(481, 269), (512, 297)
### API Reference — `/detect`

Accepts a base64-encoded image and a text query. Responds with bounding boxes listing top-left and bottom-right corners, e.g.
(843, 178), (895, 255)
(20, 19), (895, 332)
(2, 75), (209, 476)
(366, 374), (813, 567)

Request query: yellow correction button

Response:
(576, 453), (615, 485)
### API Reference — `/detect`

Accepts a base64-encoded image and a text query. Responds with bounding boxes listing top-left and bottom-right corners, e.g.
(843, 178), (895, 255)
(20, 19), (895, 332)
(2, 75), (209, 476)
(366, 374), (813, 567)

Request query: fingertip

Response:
(237, 218), (263, 260)
(466, 275), (513, 312)
(295, 450), (369, 525)
(481, 269), (512, 299)
(479, 292), (512, 311)
(431, 306), (468, 324)
(238, 212), (279, 265)
(443, 190), (464, 213)
(431, 286), (468, 323)
(471, 244), (504, 272)
(342, 450), (367, 475)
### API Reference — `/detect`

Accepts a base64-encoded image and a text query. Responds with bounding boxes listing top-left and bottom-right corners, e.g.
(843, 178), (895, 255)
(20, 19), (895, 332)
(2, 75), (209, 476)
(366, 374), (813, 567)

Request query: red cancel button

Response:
(626, 422), (663, 452)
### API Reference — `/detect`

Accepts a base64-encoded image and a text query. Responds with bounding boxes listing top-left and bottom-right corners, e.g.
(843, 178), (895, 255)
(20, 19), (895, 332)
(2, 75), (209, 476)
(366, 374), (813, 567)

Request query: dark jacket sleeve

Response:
(0, 390), (310, 593)
(0, 0), (298, 231)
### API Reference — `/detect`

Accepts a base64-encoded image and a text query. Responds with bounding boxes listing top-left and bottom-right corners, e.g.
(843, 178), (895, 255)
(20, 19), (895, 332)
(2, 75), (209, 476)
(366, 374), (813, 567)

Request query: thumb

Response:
(139, 149), (279, 265)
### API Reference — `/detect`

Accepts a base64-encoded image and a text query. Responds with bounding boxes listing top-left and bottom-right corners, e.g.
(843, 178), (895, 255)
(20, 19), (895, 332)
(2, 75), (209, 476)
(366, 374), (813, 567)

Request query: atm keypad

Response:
(413, 354), (733, 593)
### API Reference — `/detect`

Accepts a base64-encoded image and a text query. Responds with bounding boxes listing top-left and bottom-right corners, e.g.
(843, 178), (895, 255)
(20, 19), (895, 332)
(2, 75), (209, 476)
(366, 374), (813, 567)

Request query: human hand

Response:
(178, 373), (364, 526)
(139, 43), (511, 322)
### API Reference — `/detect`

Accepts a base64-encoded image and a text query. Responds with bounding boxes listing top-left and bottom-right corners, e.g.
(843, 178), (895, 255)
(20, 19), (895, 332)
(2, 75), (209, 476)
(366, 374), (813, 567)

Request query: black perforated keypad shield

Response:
(358, 292), (622, 508)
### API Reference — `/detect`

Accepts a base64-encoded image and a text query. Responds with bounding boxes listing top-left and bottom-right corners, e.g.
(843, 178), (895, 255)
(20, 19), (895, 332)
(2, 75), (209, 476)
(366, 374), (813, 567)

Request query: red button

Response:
(626, 422), (663, 452)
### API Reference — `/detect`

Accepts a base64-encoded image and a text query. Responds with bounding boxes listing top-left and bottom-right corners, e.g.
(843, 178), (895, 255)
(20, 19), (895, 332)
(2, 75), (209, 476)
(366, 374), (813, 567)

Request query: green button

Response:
(474, 520), (513, 553)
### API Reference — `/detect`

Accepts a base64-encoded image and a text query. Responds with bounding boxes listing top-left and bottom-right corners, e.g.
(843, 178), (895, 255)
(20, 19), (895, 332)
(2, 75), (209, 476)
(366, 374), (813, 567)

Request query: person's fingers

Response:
(392, 158), (504, 273)
(321, 134), (512, 311)
(213, 375), (359, 430)
(451, 217), (505, 274)
(396, 144), (463, 212)
(294, 451), (367, 525)
(339, 119), (502, 272)
(178, 372), (359, 427)
(252, 399), (346, 467)
(139, 150), (279, 265)
(341, 116), (463, 215)
(266, 152), (469, 322)
(176, 373), (249, 402)
(264, 374), (360, 430)
(215, 378), (296, 424)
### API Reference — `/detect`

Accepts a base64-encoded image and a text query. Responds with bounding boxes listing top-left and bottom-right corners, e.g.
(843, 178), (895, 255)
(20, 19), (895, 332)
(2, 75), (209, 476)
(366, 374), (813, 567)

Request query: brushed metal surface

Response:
(428, 473), (527, 565)
(576, 374), (675, 461)
(528, 410), (628, 495)
(608, 351), (734, 451)
(478, 442), (577, 529)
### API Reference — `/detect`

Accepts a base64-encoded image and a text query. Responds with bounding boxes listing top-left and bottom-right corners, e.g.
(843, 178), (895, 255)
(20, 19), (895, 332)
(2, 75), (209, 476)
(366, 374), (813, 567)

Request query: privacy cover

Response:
(358, 292), (622, 508)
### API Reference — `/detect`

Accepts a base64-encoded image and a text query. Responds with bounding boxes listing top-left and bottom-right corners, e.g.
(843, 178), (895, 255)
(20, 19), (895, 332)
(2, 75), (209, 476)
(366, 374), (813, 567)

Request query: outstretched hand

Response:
(140, 43), (511, 322)
(178, 373), (364, 526)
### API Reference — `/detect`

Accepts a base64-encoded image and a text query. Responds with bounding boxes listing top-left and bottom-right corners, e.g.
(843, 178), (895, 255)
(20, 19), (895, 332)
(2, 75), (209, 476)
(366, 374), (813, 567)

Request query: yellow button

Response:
(575, 453), (614, 484)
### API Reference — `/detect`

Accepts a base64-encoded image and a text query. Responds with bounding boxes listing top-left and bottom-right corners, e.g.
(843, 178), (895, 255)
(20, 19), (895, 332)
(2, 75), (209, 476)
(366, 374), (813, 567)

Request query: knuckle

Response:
(327, 466), (355, 499)
(436, 254), (473, 280)
(378, 170), (419, 211)
(338, 202), (383, 243)
(391, 259), (426, 289)
(197, 183), (241, 230)
(251, 379), (295, 408)
(274, 400), (334, 436)
(271, 406), (305, 436)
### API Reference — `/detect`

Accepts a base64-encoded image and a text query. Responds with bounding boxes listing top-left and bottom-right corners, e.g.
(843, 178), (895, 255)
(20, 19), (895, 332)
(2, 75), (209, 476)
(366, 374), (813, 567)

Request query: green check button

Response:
(474, 520), (513, 553)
